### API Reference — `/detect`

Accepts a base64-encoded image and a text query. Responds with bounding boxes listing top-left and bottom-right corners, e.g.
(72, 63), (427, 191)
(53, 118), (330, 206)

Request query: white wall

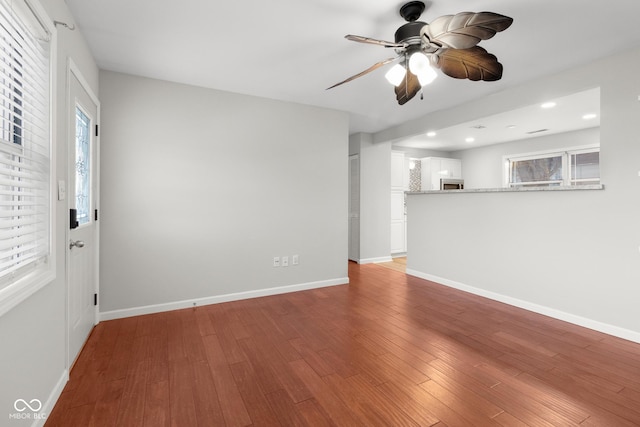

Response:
(0, 0), (99, 424)
(406, 46), (640, 341)
(349, 133), (392, 263)
(453, 127), (600, 189)
(98, 71), (349, 317)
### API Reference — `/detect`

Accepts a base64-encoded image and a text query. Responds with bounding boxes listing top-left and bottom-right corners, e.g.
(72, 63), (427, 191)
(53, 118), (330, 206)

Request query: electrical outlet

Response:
(282, 256), (289, 267)
(292, 254), (299, 265)
(273, 257), (280, 267)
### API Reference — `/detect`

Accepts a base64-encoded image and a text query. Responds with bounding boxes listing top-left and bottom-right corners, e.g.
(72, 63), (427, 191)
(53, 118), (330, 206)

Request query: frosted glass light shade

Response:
(385, 64), (406, 86)
(416, 66), (437, 86)
(408, 52), (429, 75)
(409, 52), (437, 86)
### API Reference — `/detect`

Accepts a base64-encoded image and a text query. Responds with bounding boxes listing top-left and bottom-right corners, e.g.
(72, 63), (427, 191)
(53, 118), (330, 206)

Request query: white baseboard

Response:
(99, 277), (349, 321)
(406, 269), (640, 345)
(33, 369), (68, 427)
(359, 256), (393, 264)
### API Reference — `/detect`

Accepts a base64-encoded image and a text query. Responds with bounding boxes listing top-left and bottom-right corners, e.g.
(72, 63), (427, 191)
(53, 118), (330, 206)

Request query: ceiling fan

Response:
(327, 1), (513, 105)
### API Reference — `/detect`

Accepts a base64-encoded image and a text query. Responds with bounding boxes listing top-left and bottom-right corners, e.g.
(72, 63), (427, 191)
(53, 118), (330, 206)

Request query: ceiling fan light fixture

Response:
(408, 51), (429, 75)
(408, 51), (437, 86)
(385, 63), (407, 86)
(416, 66), (437, 86)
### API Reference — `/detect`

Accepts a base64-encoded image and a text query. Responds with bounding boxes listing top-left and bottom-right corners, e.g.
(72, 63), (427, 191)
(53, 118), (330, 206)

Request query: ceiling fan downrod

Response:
(399, 1), (425, 22)
(395, 1), (427, 45)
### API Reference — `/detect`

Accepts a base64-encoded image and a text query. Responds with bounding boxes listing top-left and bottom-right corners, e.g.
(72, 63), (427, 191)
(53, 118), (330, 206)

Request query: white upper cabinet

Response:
(421, 157), (463, 190)
(390, 151), (408, 254)
(391, 151), (406, 190)
(441, 158), (462, 179)
(403, 157), (411, 190)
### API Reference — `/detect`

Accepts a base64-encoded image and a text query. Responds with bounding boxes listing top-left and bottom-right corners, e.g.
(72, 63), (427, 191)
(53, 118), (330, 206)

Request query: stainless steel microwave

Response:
(440, 178), (464, 190)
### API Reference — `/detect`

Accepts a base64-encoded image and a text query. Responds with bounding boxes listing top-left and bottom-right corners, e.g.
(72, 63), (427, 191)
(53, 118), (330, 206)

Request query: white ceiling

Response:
(63, 0), (640, 145)
(393, 87), (600, 151)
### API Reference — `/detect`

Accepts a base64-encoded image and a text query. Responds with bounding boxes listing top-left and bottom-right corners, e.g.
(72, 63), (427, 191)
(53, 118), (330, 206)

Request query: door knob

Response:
(69, 240), (85, 249)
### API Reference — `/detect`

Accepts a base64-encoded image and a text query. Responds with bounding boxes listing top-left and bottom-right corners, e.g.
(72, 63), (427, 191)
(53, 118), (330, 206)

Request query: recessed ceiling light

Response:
(465, 137), (475, 143)
(426, 131), (436, 137)
(582, 113), (597, 120)
(526, 129), (549, 134)
(506, 125), (516, 129)
(541, 101), (557, 109)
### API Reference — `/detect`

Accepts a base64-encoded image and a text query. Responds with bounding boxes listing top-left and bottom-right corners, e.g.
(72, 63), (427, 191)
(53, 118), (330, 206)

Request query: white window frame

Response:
(0, 0), (56, 317)
(503, 144), (600, 188)
(569, 147), (601, 186)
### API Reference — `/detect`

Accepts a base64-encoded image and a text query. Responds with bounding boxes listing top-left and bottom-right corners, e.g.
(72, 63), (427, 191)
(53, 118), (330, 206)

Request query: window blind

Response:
(0, 0), (50, 288)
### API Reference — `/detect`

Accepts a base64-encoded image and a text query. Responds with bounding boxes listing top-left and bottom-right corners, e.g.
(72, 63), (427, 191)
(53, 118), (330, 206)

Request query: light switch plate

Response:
(57, 180), (66, 201)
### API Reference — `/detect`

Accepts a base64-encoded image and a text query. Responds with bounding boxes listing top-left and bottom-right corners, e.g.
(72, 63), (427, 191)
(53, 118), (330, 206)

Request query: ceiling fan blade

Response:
(422, 12), (513, 50)
(345, 34), (408, 49)
(326, 57), (398, 90)
(433, 46), (503, 81)
(395, 71), (421, 105)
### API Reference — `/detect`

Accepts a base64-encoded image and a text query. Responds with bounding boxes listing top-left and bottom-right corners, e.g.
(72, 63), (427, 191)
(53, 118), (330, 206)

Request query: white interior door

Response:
(348, 155), (360, 261)
(68, 66), (99, 366)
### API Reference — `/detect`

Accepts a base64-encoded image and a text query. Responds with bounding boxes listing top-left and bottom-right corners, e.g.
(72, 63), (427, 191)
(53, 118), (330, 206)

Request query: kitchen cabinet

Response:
(421, 157), (462, 190)
(390, 151), (408, 254)
(391, 151), (409, 190)
(390, 190), (405, 254)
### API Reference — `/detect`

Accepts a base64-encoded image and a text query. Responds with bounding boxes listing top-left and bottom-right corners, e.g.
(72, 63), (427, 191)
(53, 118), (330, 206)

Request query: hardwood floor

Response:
(46, 263), (640, 426)
(378, 257), (407, 273)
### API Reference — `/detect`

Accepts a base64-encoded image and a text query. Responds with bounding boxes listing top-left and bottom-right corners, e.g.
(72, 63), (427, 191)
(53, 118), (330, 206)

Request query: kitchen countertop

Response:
(407, 185), (604, 195)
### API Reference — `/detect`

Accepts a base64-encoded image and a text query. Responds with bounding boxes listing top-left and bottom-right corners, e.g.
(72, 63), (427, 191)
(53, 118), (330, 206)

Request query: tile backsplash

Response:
(409, 159), (421, 192)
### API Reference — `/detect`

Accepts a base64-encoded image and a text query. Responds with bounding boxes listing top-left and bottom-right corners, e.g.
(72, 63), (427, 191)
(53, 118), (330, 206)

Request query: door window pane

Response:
(75, 107), (90, 225)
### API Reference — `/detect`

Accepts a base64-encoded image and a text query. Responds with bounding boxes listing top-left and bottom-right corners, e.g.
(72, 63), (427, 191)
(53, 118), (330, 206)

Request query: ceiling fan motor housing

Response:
(394, 21), (426, 45)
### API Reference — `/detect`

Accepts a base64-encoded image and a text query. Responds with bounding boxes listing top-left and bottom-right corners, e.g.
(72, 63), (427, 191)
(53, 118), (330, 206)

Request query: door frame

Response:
(66, 58), (101, 369)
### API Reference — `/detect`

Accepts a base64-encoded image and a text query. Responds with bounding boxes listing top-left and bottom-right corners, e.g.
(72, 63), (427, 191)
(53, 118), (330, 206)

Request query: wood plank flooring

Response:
(378, 257), (407, 273)
(46, 263), (640, 426)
